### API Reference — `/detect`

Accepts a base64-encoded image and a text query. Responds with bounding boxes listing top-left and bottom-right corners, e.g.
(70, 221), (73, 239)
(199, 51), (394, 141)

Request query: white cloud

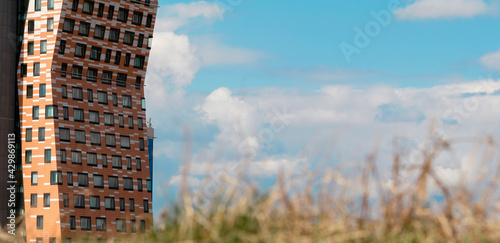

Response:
(479, 49), (500, 71)
(394, 0), (493, 20)
(155, 1), (225, 32)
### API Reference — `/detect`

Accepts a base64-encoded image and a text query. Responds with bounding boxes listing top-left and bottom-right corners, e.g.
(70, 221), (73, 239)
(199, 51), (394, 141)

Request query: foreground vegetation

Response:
(5, 136), (500, 242)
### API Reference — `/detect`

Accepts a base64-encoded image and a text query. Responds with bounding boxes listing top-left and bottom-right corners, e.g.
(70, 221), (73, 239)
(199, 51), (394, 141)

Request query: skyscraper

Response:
(9, 0), (157, 241)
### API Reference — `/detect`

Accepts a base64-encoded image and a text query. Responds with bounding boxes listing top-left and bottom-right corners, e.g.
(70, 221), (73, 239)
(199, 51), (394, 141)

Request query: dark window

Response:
(94, 174), (104, 188)
(61, 85), (67, 98)
(140, 220), (146, 233)
(124, 53), (131, 66)
(60, 150), (66, 163)
(147, 179), (152, 192)
(59, 128), (70, 142)
(132, 11), (143, 25)
(124, 177), (133, 190)
(109, 176), (118, 188)
(105, 197), (114, 210)
(118, 8), (129, 22)
(102, 154), (108, 167)
(70, 216), (76, 229)
(27, 85), (33, 98)
(75, 129), (85, 142)
(121, 136), (130, 149)
(144, 200), (149, 212)
(97, 3), (104, 17)
(28, 20), (34, 33)
(44, 149), (51, 163)
(137, 117), (144, 130)
(72, 86), (83, 100)
(35, 0), (41, 11)
(119, 198), (125, 211)
(28, 41), (34, 55)
(40, 84), (46, 97)
(90, 196), (100, 209)
(134, 55), (145, 69)
(117, 219), (126, 232)
(82, 0), (94, 15)
(105, 49), (112, 63)
(139, 138), (145, 151)
(61, 63), (67, 77)
(123, 95), (132, 108)
(126, 157), (132, 169)
(111, 156), (121, 168)
(117, 73), (127, 87)
(78, 173), (89, 187)
(89, 111), (99, 124)
(114, 51), (121, 65)
(75, 43), (87, 58)
(63, 193), (69, 207)
(71, 0), (79, 11)
(102, 71), (112, 84)
(31, 172), (38, 185)
(146, 14), (153, 28)
(107, 5), (114, 19)
(87, 152), (98, 165)
(74, 194), (85, 208)
(138, 179), (142, 191)
(33, 62), (40, 76)
(40, 40), (47, 54)
(71, 151), (82, 164)
(33, 106), (39, 120)
(25, 150), (32, 164)
(47, 18), (54, 31)
(78, 22), (90, 36)
(98, 91), (108, 104)
(63, 19), (75, 33)
(26, 128), (32, 142)
(90, 132), (101, 145)
(104, 113), (114, 126)
(136, 157), (141, 171)
(109, 28), (120, 42)
(81, 217), (91, 231)
(130, 199), (135, 212)
(21, 64), (28, 77)
(124, 31), (134, 45)
(87, 68), (98, 82)
(36, 216), (43, 229)
(94, 25), (105, 39)
(137, 34), (144, 47)
(112, 93), (118, 106)
(96, 218), (106, 231)
(48, 0), (54, 9)
(63, 106), (69, 120)
(106, 134), (116, 147)
(45, 105), (57, 118)
(38, 127), (45, 141)
(128, 116), (134, 129)
(67, 172), (73, 185)
(30, 194), (37, 207)
(87, 89), (93, 102)
(50, 171), (62, 185)
(118, 115), (124, 127)
(131, 220), (136, 233)
(90, 47), (102, 61)
(59, 40), (66, 54)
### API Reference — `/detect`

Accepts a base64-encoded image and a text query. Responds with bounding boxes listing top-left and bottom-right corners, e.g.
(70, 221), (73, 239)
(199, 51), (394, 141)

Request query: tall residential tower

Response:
(13, 0), (157, 241)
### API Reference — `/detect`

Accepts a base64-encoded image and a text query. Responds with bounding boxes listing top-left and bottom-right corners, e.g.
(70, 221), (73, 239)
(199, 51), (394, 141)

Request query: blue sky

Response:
(147, 0), (500, 217)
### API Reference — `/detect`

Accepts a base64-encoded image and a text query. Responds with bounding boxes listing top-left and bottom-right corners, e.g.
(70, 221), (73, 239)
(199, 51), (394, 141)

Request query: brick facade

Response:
(17, 0), (157, 241)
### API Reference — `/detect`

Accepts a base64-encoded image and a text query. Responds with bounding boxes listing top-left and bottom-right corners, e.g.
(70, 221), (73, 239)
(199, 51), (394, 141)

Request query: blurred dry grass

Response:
(4, 136), (500, 242)
(131, 136), (500, 242)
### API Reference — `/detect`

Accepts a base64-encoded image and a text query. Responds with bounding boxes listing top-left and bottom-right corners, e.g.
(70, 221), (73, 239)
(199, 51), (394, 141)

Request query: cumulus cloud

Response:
(394, 0), (494, 20)
(479, 49), (500, 72)
(155, 1), (225, 32)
